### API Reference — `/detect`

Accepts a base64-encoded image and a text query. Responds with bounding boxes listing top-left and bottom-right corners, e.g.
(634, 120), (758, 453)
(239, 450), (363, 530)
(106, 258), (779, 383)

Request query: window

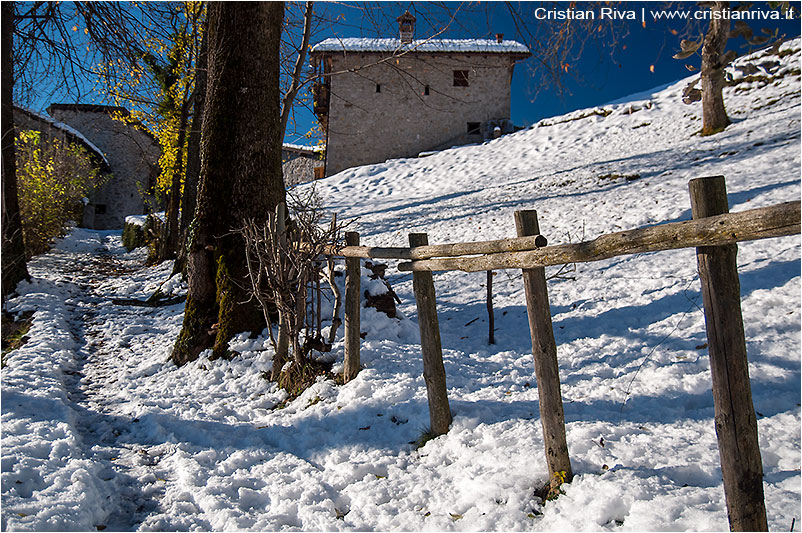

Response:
(467, 122), (481, 136)
(453, 70), (469, 87)
(376, 83), (381, 93)
(424, 85), (430, 96)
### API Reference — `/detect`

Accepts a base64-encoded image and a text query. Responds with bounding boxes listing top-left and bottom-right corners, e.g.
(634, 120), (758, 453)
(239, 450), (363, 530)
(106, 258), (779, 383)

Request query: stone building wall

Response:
(47, 104), (160, 230)
(282, 144), (325, 187)
(322, 53), (517, 176)
(13, 107), (110, 174)
(282, 152), (324, 187)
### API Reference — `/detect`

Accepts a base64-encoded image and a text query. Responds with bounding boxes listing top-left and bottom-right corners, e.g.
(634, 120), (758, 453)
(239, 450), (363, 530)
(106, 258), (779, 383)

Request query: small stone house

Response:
(14, 106), (112, 175)
(45, 104), (160, 230)
(310, 12), (530, 177)
(282, 143), (325, 186)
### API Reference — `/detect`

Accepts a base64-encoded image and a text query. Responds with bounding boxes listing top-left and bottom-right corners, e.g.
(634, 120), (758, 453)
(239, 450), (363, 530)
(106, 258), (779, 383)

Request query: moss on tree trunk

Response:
(171, 2), (286, 366)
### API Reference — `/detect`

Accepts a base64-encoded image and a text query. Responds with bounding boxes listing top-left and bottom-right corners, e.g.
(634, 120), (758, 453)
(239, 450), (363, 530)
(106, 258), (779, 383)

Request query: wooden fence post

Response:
(343, 231), (361, 383)
(514, 210), (573, 490)
(409, 233), (452, 436)
(689, 176), (767, 532)
(487, 270), (495, 345)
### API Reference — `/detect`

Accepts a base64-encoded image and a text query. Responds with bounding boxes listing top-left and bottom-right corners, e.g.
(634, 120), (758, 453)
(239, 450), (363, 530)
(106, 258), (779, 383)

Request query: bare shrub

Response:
(239, 188), (346, 383)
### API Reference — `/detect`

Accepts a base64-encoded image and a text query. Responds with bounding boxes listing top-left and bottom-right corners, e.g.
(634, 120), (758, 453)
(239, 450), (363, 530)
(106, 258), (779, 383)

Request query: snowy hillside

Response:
(2, 40), (800, 531)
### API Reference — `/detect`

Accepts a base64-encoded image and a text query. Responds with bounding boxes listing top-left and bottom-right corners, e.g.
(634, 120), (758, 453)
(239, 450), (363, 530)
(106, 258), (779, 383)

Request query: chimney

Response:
(496, 33), (504, 44)
(397, 11), (416, 44)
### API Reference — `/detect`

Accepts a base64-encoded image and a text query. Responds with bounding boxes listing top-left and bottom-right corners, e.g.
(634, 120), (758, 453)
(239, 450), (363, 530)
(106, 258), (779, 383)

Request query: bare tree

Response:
(174, 28), (207, 277)
(177, 1), (318, 276)
(280, 1), (315, 137)
(699, 1), (732, 135)
(675, 1), (796, 136)
(501, 2), (629, 101)
(12, 3), (144, 107)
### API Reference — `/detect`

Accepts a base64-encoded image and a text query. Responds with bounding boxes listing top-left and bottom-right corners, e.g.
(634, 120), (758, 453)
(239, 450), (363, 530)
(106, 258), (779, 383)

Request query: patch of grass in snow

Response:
(597, 173), (641, 183)
(412, 426), (437, 450)
(1, 310), (34, 366)
(272, 359), (336, 409)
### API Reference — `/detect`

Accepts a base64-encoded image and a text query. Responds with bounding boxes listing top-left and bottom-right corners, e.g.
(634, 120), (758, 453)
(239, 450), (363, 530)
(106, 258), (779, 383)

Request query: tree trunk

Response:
(171, 1), (286, 366)
(700, 1), (731, 136)
(158, 104), (189, 263)
(174, 29), (207, 277)
(1, 1), (29, 303)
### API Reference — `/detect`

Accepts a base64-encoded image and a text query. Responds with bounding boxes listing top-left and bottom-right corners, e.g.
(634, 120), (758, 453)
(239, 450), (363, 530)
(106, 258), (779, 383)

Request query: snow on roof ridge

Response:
(16, 105), (110, 167)
(283, 142), (325, 153)
(311, 37), (530, 54)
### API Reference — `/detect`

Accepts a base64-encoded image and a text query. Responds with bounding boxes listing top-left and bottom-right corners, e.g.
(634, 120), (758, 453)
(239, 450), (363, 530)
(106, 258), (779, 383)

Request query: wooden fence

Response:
(326, 176), (800, 531)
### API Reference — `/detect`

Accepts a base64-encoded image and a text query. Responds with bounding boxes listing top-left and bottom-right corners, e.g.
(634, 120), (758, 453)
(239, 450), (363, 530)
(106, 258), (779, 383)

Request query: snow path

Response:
(60, 244), (166, 530)
(2, 230), (175, 530)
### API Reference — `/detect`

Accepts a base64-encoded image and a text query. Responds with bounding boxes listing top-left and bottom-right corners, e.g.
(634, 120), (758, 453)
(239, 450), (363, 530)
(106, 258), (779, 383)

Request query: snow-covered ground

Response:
(2, 40), (800, 531)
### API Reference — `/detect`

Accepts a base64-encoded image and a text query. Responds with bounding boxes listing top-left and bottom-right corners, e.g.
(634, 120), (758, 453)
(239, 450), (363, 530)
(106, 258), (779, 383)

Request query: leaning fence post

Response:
(689, 176), (767, 532)
(409, 233), (452, 436)
(343, 231), (361, 383)
(514, 210), (573, 492)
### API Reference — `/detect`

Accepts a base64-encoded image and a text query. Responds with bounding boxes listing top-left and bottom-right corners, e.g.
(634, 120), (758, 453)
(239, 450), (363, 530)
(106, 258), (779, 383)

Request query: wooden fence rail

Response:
(398, 200), (800, 272)
(322, 201), (798, 266)
(322, 233), (548, 260)
(323, 176), (799, 531)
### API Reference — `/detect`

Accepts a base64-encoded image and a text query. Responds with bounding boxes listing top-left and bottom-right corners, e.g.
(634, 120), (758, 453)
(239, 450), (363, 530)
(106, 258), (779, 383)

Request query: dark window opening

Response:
(424, 85), (430, 96)
(467, 122), (481, 135)
(453, 70), (469, 87)
(94, 204), (107, 215)
(376, 83), (381, 93)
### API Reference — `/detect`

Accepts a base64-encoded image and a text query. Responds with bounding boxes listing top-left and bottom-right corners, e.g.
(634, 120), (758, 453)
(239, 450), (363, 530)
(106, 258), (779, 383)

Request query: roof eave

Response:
(310, 48), (531, 57)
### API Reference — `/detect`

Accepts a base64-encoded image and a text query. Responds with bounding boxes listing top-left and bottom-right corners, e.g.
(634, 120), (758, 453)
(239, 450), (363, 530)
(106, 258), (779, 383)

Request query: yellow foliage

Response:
(15, 130), (107, 257)
(98, 1), (205, 202)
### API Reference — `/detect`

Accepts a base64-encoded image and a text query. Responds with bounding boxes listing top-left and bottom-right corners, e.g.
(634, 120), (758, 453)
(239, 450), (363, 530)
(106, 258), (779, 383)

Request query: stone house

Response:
(14, 106), (112, 175)
(44, 104), (160, 230)
(282, 143), (325, 186)
(309, 13), (530, 177)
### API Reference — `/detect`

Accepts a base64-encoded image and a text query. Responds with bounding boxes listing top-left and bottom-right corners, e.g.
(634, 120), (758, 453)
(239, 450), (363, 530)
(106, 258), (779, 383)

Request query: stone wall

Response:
(324, 53), (516, 176)
(47, 105), (160, 230)
(282, 146), (325, 187)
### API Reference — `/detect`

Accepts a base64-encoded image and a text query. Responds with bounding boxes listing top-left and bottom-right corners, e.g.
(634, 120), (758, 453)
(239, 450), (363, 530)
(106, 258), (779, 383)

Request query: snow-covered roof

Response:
(283, 142), (325, 154)
(14, 106), (110, 168)
(311, 38), (530, 55)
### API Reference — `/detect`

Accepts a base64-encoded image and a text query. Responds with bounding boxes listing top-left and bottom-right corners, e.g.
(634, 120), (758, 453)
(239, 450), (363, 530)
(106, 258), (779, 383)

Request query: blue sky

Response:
(26, 1), (800, 146)
(283, 1), (801, 144)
